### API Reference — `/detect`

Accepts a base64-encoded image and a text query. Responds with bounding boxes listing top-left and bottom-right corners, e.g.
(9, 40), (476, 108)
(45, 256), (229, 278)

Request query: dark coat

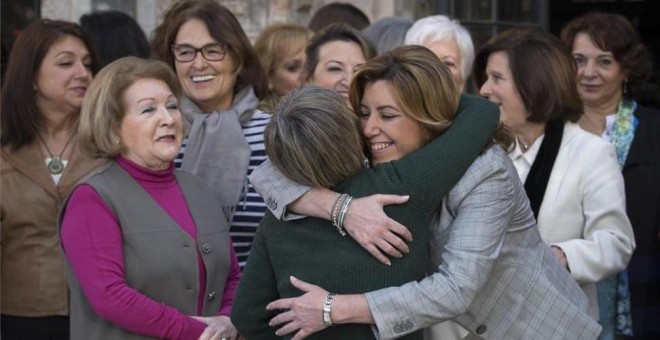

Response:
(624, 105), (660, 338)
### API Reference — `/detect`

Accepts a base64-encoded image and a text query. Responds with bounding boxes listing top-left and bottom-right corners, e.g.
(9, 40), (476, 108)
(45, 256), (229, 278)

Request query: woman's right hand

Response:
(194, 315), (237, 340)
(197, 325), (222, 340)
(343, 194), (412, 265)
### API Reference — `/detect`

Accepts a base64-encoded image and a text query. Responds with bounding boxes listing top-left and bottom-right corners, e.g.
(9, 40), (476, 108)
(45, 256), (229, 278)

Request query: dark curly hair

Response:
(560, 12), (652, 100)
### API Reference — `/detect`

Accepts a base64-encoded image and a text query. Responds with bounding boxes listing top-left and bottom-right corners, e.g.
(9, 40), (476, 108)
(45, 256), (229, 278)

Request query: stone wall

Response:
(40, 0), (434, 41)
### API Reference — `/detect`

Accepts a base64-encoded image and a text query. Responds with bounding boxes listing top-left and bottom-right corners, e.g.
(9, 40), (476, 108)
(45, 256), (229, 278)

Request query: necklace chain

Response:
(37, 132), (74, 175)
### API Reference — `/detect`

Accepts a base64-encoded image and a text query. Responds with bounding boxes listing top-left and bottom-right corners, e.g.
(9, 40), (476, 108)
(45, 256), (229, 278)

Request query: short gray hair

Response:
(405, 15), (474, 81)
(265, 86), (364, 188)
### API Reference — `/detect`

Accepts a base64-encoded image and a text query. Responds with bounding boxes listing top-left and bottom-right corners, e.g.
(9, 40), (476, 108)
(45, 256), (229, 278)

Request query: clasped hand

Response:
(194, 315), (238, 340)
(344, 194), (412, 265)
(266, 276), (329, 340)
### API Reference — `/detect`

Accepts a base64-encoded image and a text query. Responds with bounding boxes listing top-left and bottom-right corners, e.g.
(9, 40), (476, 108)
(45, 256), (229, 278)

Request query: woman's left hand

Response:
(192, 315), (238, 340)
(266, 276), (328, 340)
(550, 246), (569, 268)
(344, 194), (412, 265)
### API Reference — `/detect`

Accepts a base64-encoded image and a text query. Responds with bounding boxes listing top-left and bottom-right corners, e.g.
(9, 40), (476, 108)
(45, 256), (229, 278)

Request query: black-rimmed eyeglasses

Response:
(170, 43), (227, 62)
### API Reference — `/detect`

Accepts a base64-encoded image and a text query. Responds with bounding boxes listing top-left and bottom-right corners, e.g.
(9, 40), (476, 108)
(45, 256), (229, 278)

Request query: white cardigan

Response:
(512, 122), (635, 319)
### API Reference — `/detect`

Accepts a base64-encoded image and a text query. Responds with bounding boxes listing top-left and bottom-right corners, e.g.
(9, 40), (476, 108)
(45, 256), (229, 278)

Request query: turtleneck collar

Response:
(115, 155), (175, 186)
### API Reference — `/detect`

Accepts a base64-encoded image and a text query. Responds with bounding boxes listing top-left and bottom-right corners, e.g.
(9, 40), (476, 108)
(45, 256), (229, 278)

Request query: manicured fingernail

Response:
(385, 260), (391, 266)
(290, 275), (297, 282)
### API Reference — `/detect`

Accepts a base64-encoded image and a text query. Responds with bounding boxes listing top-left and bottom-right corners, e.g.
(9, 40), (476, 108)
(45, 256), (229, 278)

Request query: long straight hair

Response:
(1, 20), (100, 150)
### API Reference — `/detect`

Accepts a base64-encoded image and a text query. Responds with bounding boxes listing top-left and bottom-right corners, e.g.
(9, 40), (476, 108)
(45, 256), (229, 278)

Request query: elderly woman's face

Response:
(119, 78), (183, 171)
(35, 35), (93, 114)
(571, 32), (626, 108)
(310, 40), (366, 99)
(173, 19), (239, 112)
(425, 39), (464, 91)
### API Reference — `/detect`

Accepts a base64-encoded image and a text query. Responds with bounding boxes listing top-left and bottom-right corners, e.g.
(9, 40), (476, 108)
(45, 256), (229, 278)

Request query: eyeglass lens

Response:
(172, 43), (226, 62)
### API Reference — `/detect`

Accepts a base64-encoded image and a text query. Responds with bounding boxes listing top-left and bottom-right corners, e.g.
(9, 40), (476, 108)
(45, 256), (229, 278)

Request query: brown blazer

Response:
(1, 139), (105, 316)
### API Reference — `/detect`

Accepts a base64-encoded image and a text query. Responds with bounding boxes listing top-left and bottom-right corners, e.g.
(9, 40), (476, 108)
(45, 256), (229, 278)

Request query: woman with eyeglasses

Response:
(151, 0), (269, 271)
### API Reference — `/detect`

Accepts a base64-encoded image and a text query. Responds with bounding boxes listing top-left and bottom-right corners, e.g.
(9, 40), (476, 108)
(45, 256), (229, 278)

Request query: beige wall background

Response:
(40, 0), (434, 42)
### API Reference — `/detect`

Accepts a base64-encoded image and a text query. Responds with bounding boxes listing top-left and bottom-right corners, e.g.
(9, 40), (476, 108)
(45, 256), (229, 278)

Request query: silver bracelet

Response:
(331, 194), (350, 236)
(337, 196), (353, 235)
(331, 194), (348, 227)
(322, 292), (336, 327)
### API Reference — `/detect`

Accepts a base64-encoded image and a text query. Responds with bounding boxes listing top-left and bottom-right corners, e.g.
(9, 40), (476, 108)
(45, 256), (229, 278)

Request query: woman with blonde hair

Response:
(254, 23), (313, 112)
(61, 57), (241, 340)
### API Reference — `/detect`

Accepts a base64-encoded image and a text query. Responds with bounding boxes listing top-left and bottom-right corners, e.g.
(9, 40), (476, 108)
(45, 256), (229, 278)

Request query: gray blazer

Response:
(365, 146), (602, 339)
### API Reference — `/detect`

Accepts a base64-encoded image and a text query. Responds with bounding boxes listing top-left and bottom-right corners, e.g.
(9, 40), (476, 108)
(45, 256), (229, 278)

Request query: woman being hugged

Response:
(151, 0), (269, 269)
(1, 19), (103, 340)
(61, 57), (241, 340)
(233, 46), (498, 339)
(242, 46), (601, 340)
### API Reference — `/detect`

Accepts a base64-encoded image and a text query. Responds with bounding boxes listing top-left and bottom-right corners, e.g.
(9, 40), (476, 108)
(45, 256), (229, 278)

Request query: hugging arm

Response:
(365, 150), (515, 339)
(250, 95), (500, 264)
(249, 160), (412, 264)
(268, 148), (516, 339)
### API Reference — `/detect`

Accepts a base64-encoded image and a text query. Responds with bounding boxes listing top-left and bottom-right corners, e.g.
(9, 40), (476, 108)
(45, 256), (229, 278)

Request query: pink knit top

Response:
(61, 156), (241, 339)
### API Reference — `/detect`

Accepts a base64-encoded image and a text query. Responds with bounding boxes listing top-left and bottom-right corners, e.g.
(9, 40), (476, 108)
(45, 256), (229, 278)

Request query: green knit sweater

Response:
(231, 95), (499, 340)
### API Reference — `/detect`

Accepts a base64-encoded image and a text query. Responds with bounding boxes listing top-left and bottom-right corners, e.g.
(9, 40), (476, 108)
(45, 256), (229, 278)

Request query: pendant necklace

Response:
(38, 133), (74, 175)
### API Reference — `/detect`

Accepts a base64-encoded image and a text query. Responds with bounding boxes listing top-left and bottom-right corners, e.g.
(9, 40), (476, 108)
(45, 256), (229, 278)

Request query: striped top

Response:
(176, 111), (270, 269)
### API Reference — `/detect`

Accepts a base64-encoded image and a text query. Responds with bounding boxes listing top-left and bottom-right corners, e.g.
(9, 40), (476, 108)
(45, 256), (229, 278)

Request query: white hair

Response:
(405, 15), (475, 80)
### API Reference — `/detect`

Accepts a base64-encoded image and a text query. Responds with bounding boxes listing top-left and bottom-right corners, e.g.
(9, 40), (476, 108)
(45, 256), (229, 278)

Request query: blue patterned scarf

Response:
(597, 98), (637, 339)
(611, 99), (638, 169)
